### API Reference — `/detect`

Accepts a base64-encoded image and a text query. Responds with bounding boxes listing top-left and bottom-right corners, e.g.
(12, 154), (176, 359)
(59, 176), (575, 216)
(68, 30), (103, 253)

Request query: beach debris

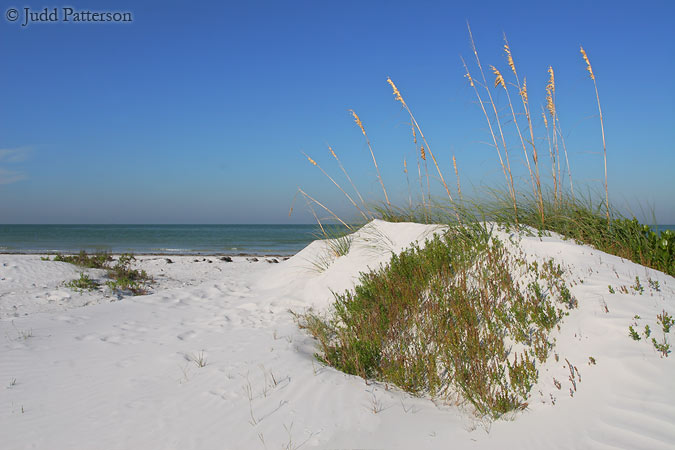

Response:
(267, 259), (279, 264)
(220, 256), (233, 262)
(247, 257), (259, 263)
(165, 258), (173, 264)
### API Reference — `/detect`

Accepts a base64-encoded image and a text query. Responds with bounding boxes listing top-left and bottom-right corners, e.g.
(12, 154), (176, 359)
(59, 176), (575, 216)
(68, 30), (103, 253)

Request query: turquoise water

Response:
(1, 223), (672, 256)
(0, 224), (328, 256)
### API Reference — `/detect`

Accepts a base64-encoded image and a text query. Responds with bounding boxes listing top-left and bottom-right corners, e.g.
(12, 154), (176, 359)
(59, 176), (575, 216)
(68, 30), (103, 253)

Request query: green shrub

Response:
(300, 225), (575, 419)
(105, 253), (152, 295)
(54, 250), (112, 269)
(65, 273), (99, 291)
(55, 251), (152, 296)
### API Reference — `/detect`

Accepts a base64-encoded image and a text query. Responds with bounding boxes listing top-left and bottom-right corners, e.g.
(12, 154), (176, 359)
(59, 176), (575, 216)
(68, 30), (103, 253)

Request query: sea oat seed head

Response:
(580, 46), (595, 80)
(491, 65), (506, 90)
(386, 77), (406, 107)
(306, 155), (317, 166)
(404, 158), (408, 173)
(504, 44), (516, 76)
(349, 110), (366, 136)
(547, 66), (555, 94)
(546, 67), (556, 116)
(520, 78), (528, 104)
(328, 145), (337, 159)
(464, 71), (474, 87)
(420, 145), (426, 161)
(542, 111), (548, 127)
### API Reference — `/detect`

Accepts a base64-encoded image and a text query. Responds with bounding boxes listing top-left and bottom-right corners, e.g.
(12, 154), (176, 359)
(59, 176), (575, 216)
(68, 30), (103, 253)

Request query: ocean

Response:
(0, 224), (329, 256)
(0, 223), (672, 256)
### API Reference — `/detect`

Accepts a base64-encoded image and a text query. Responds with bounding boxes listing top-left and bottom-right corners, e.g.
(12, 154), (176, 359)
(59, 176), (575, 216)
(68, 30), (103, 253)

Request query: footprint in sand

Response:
(177, 330), (197, 340)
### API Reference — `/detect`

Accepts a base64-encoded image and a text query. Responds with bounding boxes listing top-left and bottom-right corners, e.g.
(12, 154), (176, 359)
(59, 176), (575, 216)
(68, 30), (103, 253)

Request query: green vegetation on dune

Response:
(300, 224), (576, 418)
(51, 250), (153, 296)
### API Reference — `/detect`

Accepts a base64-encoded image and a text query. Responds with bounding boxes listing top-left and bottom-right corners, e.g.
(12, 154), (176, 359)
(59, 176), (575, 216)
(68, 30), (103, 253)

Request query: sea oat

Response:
(546, 66), (556, 117)
(387, 77), (406, 107)
(580, 45), (608, 221)
(349, 110), (390, 205)
(520, 79), (528, 104)
(387, 77), (457, 210)
(580, 47), (595, 80)
(504, 43), (516, 76)
(491, 66), (506, 90)
(350, 110), (366, 136)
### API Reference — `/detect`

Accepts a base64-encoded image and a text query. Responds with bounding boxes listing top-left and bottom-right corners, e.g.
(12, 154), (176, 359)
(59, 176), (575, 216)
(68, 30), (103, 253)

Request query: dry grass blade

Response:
(404, 158), (412, 208)
(453, 154), (462, 200)
(328, 145), (370, 217)
(545, 66), (560, 204)
(302, 151), (369, 221)
(580, 46), (608, 222)
(349, 110), (390, 206)
(298, 188), (353, 231)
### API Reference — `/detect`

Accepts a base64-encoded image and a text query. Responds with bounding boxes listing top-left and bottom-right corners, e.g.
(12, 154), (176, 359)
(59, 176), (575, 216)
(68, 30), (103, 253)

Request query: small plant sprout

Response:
(369, 390), (384, 414)
(8, 378), (17, 388)
(657, 310), (674, 334)
(588, 356), (596, 365)
(651, 337), (671, 358)
(632, 276), (644, 295)
(12, 322), (33, 341)
(66, 273), (99, 292)
(643, 325), (651, 339)
(628, 325), (641, 341)
(648, 278), (661, 292)
(189, 351), (207, 368)
(607, 285), (615, 294)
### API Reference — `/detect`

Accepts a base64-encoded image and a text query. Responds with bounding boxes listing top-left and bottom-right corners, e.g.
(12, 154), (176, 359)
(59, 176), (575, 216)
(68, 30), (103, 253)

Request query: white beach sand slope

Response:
(1, 220), (674, 449)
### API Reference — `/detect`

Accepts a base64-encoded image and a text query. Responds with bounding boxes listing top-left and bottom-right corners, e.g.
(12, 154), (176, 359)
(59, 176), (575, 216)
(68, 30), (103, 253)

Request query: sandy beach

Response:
(1, 220), (673, 449)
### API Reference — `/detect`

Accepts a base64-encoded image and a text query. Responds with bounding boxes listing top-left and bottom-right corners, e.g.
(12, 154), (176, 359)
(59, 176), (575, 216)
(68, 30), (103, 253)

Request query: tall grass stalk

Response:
(503, 37), (537, 197)
(452, 154), (462, 200)
(296, 188), (353, 231)
(350, 110), (390, 206)
(580, 46), (609, 223)
(302, 152), (369, 221)
(466, 24), (517, 222)
(386, 77), (459, 221)
(461, 56), (514, 217)
(328, 145), (371, 218)
(403, 158), (412, 209)
(503, 36), (544, 224)
(555, 116), (575, 199)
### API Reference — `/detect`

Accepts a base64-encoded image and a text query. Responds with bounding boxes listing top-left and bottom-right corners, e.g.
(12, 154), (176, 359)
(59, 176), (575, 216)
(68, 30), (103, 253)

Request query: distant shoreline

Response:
(0, 251), (293, 258)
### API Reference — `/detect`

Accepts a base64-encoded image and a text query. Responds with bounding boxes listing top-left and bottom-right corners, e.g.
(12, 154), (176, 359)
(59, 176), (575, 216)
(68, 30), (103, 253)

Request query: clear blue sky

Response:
(1, 0), (673, 224)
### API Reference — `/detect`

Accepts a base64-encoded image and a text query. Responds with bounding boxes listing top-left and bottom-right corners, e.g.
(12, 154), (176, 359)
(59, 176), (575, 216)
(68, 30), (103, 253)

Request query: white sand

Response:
(1, 220), (673, 449)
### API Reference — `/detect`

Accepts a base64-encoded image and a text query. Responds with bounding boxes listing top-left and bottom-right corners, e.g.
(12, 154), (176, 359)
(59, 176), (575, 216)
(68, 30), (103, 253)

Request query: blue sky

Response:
(1, 0), (673, 224)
